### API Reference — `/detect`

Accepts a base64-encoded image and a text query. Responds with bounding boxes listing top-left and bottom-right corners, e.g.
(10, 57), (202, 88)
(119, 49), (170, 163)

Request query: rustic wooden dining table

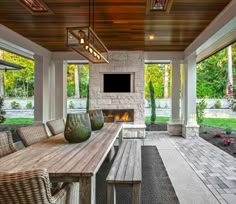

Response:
(0, 123), (123, 204)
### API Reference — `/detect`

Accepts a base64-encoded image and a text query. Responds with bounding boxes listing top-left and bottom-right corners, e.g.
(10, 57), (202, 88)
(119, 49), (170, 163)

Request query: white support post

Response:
(53, 60), (67, 119)
(182, 53), (199, 137)
(167, 60), (182, 136)
(34, 54), (51, 124)
(49, 61), (55, 119)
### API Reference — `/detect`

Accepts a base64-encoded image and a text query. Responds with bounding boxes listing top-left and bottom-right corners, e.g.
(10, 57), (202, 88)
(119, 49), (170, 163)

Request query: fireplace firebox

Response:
(103, 109), (134, 123)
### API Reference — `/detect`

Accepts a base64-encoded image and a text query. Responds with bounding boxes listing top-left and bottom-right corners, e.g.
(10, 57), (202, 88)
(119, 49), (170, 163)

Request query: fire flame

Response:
(115, 112), (130, 122)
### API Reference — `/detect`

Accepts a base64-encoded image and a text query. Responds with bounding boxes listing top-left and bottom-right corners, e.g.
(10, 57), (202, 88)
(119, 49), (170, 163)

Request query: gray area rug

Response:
(96, 146), (180, 204)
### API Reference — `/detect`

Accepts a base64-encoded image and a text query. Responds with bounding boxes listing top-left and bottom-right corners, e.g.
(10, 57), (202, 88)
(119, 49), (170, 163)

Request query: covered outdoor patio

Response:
(0, 0), (236, 203)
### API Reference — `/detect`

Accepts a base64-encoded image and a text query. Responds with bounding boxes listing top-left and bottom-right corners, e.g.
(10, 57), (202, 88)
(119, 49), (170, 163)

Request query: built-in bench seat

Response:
(106, 140), (142, 204)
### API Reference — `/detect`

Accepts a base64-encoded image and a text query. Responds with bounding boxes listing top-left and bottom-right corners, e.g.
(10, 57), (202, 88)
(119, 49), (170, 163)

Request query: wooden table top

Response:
(0, 123), (122, 179)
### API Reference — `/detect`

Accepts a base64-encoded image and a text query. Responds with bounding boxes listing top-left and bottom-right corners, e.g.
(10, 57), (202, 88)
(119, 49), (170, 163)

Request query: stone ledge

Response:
(182, 124), (199, 138)
(122, 123), (146, 138)
(167, 122), (182, 136)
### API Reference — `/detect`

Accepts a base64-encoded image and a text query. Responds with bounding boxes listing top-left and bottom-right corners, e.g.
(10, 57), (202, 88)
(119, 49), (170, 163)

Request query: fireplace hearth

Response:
(103, 109), (134, 123)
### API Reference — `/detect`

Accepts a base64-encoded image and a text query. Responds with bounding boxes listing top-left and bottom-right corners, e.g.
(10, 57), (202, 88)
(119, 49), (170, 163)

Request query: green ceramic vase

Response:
(89, 110), (104, 131)
(64, 113), (92, 143)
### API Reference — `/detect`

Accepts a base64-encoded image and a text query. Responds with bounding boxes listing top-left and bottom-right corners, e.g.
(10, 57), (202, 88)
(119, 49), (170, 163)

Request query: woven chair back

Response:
(46, 119), (65, 136)
(17, 125), (48, 147)
(0, 131), (16, 158)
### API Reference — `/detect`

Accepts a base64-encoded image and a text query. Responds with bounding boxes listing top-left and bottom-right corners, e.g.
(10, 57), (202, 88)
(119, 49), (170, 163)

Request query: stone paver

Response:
(145, 132), (220, 204)
(172, 136), (236, 204)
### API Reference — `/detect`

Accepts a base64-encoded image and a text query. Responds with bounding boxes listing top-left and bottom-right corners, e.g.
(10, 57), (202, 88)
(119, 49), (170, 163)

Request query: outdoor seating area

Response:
(0, 0), (236, 203)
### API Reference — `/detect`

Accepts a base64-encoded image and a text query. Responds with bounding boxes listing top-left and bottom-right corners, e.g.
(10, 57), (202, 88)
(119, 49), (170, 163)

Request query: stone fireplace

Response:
(89, 51), (146, 138)
(103, 109), (134, 123)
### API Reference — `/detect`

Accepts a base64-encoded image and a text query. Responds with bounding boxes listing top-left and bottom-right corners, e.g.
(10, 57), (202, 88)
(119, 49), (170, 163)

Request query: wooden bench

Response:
(106, 140), (142, 204)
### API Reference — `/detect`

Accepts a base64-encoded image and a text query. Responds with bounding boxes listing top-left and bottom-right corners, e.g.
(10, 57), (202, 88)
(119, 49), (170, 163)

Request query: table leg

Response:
(119, 129), (123, 147)
(107, 183), (116, 204)
(108, 146), (115, 162)
(132, 183), (141, 204)
(80, 176), (96, 204)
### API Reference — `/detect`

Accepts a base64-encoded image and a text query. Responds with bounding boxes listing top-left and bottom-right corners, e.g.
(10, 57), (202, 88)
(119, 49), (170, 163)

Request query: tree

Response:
(145, 64), (164, 99)
(67, 64), (89, 98)
(74, 64), (80, 98)
(149, 80), (156, 123)
(227, 45), (233, 96)
(2, 50), (34, 98)
(197, 48), (228, 98)
(164, 64), (169, 98)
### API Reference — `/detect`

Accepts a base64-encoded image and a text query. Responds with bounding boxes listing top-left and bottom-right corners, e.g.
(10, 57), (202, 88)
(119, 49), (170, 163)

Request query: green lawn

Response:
(1, 117), (236, 130)
(145, 116), (169, 123)
(145, 117), (236, 130)
(202, 118), (236, 130)
(2, 118), (34, 125)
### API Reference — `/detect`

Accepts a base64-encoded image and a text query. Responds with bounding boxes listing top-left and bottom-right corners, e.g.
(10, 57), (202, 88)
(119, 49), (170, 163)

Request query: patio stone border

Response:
(172, 137), (236, 204)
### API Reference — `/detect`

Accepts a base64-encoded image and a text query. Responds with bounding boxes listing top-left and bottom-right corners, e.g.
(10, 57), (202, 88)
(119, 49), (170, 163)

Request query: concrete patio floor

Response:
(144, 131), (236, 204)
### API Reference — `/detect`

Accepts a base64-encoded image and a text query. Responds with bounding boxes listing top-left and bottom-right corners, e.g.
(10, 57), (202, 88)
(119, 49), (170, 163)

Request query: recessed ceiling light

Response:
(149, 35), (155, 40)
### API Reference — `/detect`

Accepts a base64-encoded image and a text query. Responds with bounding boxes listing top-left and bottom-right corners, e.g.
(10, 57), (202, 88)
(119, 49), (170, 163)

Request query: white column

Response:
(49, 61), (55, 119)
(34, 54), (51, 123)
(167, 60), (182, 136)
(182, 53), (199, 137)
(53, 60), (67, 119)
(171, 60), (181, 122)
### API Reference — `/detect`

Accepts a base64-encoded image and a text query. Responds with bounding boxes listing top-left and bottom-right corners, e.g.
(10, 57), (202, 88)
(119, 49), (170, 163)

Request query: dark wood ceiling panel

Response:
(0, 0), (231, 52)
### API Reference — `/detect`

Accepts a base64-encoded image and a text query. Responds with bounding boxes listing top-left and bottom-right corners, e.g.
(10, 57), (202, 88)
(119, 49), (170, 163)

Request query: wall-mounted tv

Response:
(103, 74), (131, 93)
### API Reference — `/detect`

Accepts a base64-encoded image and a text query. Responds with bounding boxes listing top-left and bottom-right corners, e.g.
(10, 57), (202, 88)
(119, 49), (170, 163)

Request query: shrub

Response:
(26, 101), (33, 109)
(225, 126), (232, 135)
(227, 97), (236, 112)
(69, 101), (75, 109)
(196, 99), (207, 125)
(11, 100), (20, 109)
(214, 100), (221, 109)
(0, 96), (5, 123)
(149, 81), (156, 123)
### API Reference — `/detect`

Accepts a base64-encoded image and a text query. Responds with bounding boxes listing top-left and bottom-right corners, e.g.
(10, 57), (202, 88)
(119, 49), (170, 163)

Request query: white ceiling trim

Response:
(0, 24), (51, 58)
(184, 0), (236, 59)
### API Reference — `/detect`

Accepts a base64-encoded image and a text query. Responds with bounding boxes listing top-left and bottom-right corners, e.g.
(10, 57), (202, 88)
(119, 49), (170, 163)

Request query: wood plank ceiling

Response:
(0, 0), (231, 52)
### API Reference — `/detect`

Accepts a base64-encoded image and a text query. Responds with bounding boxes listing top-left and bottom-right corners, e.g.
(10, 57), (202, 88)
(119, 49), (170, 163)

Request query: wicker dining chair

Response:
(46, 119), (65, 136)
(0, 131), (17, 158)
(0, 169), (79, 204)
(17, 124), (49, 147)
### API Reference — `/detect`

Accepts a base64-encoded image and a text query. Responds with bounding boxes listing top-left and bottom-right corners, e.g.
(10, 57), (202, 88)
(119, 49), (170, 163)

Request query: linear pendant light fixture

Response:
(66, 0), (109, 64)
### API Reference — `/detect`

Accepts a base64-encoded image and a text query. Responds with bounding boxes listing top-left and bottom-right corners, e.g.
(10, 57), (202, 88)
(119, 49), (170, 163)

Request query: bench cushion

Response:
(107, 140), (141, 184)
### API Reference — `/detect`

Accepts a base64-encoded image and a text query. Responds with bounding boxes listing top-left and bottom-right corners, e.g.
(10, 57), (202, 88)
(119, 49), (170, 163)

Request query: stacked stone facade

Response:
(89, 51), (145, 125)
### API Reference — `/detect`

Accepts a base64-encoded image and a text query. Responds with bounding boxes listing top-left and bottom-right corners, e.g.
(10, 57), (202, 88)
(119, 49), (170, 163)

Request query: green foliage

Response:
(197, 49), (228, 98)
(26, 101), (33, 109)
(2, 118), (33, 125)
(214, 100), (221, 109)
(67, 84), (75, 97)
(79, 65), (89, 97)
(3, 50), (34, 97)
(0, 96), (6, 123)
(145, 116), (169, 123)
(86, 84), (89, 112)
(203, 118), (236, 130)
(149, 80), (156, 123)
(225, 126), (232, 135)
(228, 98), (236, 111)
(67, 64), (89, 98)
(11, 100), (20, 109)
(69, 101), (75, 109)
(196, 99), (207, 125)
(145, 64), (170, 99)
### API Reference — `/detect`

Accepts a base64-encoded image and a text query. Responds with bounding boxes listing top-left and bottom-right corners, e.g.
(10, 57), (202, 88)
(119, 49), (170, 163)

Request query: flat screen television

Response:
(103, 74), (131, 93)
